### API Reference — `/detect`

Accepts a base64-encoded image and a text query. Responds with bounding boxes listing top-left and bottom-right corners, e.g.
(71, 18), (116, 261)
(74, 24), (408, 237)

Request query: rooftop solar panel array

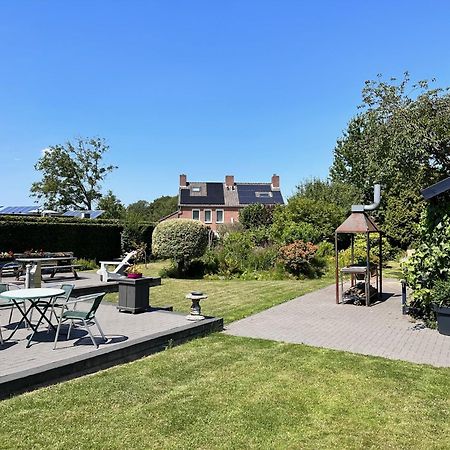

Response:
(0, 206), (39, 214)
(180, 183), (225, 205)
(236, 184), (284, 205)
(62, 210), (104, 219)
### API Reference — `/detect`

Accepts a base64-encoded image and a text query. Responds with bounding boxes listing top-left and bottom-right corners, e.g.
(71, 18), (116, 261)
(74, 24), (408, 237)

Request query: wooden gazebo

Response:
(335, 212), (382, 306)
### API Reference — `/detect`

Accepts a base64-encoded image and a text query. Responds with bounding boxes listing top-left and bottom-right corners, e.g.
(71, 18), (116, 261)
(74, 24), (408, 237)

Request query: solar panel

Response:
(62, 210), (104, 219)
(180, 183), (225, 205)
(236, 184), (284, 205)
(0, 206), (39, 214)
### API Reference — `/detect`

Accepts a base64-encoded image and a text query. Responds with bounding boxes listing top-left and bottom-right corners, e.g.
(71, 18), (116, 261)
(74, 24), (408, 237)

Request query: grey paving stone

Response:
(225, 279), (450, 367)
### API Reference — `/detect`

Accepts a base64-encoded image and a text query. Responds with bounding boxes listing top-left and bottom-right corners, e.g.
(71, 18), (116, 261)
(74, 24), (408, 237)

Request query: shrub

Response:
(152, 219), (210, 274)
(270, 197), (344, 244)
(316, 241), (334, 258)
(278, 240), (319, 277)
(239, 204), (276, 229)
(218, 231), (253, 275)
(121, 222), (154, 258)
(339, 235), (399, 268)
(74, 258), (98, 270)
(403, 204), (450, 321)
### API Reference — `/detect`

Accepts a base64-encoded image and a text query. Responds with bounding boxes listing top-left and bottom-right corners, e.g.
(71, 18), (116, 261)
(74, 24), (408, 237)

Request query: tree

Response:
(97, 190), (125, 219)
(239, 204), (276, 229)
(31, 137), (116, 211)
(125, 195), (178, 223)
(270, 197), (344, 245)
(152, 219), (209, 273)
(330, 73), (450, 247)
(295, 178), (361, 212)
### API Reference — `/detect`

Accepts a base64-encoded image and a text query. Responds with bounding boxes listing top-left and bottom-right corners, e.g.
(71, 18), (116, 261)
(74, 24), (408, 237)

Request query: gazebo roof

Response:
(335, 212), (381, 234)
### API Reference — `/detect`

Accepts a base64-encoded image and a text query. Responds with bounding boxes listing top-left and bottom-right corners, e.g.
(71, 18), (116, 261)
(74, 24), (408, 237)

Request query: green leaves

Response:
(331, 74), (450, 247)
(30, 137), (116, 211)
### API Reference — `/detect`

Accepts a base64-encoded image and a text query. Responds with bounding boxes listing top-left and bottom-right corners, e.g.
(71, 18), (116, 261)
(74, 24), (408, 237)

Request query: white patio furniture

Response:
(96, 251), (137, 282)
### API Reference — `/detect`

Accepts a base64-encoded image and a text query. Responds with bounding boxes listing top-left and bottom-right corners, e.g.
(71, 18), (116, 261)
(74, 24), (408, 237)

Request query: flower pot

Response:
(127, 273), (142, 279)
(433, 304), (450, 336)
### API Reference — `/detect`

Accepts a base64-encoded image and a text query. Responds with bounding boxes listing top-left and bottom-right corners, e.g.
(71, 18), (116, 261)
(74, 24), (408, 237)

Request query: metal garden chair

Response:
(0, 283), (24, 344)
(30, 283), (75, 328)
(53, 292), (107, 349)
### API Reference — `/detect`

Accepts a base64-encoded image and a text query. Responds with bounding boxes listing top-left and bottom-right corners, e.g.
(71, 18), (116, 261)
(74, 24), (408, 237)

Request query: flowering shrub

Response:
(278, 240), (318, 276)
(0, 251), (14, 259)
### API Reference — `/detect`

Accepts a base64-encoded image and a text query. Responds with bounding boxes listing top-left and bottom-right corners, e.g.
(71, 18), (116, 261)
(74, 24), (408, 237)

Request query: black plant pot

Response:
(433, 304), (450, 336)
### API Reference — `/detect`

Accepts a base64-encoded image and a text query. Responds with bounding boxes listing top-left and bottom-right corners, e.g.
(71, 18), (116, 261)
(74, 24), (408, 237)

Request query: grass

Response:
(0, 333), (449, 450)
(383, 260), (404, 280)
(105, 260), (334, 323)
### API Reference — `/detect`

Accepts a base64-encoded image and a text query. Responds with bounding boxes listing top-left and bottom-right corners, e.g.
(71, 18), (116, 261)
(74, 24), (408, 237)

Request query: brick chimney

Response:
(180, 174), (187, 187)
(271, 174), (280, 189)
(225, 175), (235, 189)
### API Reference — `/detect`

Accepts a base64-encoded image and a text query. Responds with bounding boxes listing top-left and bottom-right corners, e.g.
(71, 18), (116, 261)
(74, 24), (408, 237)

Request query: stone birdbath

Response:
(185, 291), (207, 321)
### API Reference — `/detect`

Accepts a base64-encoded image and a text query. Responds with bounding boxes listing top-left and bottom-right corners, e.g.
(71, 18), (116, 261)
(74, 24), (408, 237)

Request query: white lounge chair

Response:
(97, 251), (137, 282)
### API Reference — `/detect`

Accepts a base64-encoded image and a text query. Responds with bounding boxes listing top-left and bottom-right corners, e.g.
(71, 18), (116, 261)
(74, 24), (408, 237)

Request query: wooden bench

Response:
(41, 264), (81, 279)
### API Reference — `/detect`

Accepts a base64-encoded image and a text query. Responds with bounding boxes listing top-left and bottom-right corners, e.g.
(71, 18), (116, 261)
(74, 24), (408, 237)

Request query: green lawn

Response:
(1, 334), (449, 450)
(104, 261), (334, 323)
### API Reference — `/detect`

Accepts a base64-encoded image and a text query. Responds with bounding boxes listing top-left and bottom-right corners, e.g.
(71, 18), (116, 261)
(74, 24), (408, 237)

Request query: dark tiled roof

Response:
(237, 184), (284, 205)
(180, 182), (225, 205)
(422, 177), (450, 200)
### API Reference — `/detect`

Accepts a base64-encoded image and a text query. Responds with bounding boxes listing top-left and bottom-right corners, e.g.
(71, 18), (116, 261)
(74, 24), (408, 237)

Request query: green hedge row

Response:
(0, 220), (123, 261)
(0, 216), (155, 261)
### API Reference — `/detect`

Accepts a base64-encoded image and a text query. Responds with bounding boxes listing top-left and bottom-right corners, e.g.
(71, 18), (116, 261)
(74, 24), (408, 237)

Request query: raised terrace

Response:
(0, 300), (223, 399)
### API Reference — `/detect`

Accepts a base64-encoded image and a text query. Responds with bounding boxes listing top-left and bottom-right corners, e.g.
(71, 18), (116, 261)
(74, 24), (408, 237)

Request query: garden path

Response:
(225, 279), (450, 367)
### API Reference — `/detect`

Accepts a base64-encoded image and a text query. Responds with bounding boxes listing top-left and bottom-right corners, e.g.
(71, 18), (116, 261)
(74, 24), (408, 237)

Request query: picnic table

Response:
(16, 256), (79, 288)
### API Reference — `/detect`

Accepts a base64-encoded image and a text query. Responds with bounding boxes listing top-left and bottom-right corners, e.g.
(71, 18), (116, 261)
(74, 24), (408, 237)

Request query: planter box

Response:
(433, 304), (450, 336)
(117, 277), (161, 314)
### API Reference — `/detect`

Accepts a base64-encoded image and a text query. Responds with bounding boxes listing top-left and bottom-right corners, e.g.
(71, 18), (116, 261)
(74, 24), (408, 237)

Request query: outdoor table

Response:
(0, 288), (64, 347)
(16, 257), (78, 288)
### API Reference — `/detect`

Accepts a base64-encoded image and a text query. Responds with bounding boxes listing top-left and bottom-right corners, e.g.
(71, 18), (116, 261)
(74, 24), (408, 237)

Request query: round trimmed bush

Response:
(152, 219), (210, 273)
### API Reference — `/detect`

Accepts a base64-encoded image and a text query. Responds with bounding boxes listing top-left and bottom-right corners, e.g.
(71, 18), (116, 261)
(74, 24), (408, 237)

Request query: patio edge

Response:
(0, 314), (223, 400)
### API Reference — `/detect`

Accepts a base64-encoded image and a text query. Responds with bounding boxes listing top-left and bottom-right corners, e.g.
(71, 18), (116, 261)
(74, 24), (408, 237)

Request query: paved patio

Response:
(0, 302), (222, 398)
(225, 279), (450, 367)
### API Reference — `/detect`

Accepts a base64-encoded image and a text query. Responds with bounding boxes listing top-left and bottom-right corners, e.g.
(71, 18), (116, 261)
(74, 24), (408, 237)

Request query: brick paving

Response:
(225, 279), (450, 367)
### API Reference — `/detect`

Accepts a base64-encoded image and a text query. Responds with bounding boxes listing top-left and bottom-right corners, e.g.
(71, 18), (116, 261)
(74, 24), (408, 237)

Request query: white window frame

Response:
(192, 186), (201, 193)
(204, 209), (212, 223)
(216, 209), (224, 224)
(192, 209), (200, 220)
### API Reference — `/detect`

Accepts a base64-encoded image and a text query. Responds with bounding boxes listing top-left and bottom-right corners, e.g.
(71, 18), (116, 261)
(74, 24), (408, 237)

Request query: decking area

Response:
(0, 302), (223, 399)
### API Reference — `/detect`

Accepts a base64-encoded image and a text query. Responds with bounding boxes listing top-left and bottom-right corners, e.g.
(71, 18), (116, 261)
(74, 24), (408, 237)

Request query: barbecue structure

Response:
(335, 185), (383, 306)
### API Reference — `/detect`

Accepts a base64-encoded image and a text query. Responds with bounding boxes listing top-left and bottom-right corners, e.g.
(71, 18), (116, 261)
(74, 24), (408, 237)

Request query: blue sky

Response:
(1, 1), (450, 206)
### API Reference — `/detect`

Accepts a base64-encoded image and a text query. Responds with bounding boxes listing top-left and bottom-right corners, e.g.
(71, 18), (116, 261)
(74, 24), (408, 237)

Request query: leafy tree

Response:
(31, 137), (116, 211)
(147, 195), (178, 222)
(271, 197), (345, 245)
(239, 204), (276, 230)
(295, 178), (361, 212)
(330, 73), (450, 246)
(126, 195), (177, 223)
(126, 200), (152, 222)
(97, 190), (125, 219)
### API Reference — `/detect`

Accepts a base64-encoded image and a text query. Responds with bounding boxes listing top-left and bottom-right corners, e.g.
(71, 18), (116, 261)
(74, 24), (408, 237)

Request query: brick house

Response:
(162, 174), (284, 231)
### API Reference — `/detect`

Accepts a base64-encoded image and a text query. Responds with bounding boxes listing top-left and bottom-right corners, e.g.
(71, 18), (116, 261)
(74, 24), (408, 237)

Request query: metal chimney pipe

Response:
(351, 184), (381, 212)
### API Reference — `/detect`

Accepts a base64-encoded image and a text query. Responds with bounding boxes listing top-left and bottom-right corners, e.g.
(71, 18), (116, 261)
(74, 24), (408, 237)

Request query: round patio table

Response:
(0, 288), (64, 347)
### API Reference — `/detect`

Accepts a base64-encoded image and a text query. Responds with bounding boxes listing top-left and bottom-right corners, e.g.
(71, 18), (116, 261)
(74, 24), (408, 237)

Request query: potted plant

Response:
(431, 279), (450, 336)
(126, 264), (143, 279)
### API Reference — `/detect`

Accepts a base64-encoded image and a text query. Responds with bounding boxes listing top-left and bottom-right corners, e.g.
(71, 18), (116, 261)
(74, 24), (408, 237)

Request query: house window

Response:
(192, 187), (201, 193)
(204, 209), (212, 223)
(216, 209), (224, 223)
(192, 209), (200, 220)
(256, 192), (272, 198)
